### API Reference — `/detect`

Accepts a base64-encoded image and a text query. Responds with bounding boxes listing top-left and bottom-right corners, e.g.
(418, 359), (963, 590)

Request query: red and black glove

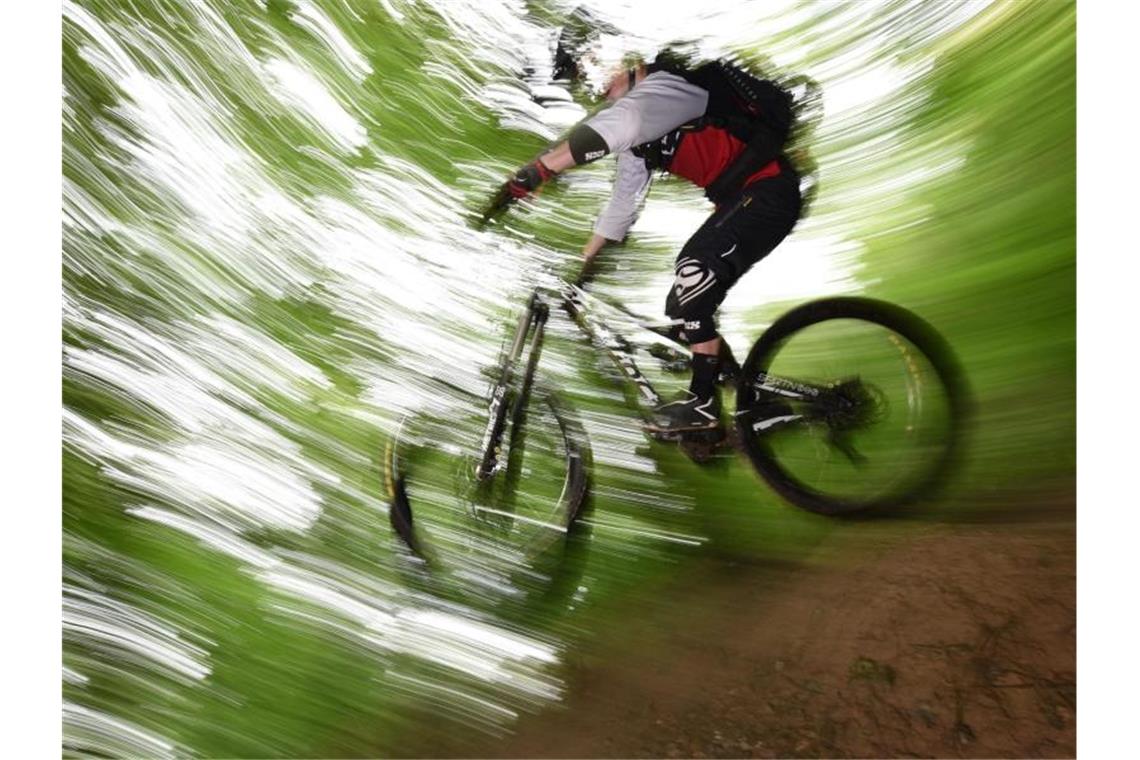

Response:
(478, 158), (559, 227)
(506, 158), (557, 200)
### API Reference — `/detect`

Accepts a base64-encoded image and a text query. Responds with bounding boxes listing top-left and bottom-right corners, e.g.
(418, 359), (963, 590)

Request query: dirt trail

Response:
(457, 502), (1075, 758)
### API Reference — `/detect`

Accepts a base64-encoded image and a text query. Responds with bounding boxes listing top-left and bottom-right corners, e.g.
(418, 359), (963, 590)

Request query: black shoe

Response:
(645, 391), (723, 435)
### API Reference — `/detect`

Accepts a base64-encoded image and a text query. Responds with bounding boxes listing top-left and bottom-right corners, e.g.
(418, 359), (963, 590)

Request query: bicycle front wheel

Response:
(735, 297), (969, 515)
(384, 387), (589, 588)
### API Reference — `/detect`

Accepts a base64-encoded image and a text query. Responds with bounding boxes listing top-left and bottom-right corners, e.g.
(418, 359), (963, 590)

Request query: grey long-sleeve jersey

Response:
(585, 71), (709, 241)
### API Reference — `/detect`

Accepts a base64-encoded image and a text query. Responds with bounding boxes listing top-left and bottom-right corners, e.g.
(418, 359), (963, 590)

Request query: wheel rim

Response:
(387, 392), (586, 586)
(737, 313), (959, 512)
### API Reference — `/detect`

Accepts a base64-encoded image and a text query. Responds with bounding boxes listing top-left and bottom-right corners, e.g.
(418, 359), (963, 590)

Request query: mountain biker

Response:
(497, 49), (803, 437)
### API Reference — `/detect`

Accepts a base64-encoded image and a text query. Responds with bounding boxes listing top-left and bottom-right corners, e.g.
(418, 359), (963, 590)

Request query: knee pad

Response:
(665, 256), (722, 344)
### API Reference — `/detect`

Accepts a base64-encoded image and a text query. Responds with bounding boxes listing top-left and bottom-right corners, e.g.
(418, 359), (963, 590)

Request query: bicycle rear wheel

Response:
(735, 297), (969, 515)
(384, 386), (589, 589)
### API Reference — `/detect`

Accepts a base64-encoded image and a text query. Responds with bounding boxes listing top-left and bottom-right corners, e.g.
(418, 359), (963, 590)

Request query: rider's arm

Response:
(509, 123), (611, 194)
(593, 150), (651, 244)
(582, 233), (609, 261)
(502, 138), (589, 200)
(506, 72), (706, 198)
(537, 142), (577, 173)
(577, 151), (651, 281)
(579, 71), (707, 154)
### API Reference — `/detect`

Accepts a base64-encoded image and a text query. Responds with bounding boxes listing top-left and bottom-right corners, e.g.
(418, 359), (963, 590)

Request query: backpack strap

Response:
(703, 123), (783, 205)
(679, 113), (762, 143)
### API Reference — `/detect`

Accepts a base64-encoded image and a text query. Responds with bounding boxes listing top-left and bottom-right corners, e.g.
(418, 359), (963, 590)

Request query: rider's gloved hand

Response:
(478, 157), (559, 227)
(506, 158), (557, 201)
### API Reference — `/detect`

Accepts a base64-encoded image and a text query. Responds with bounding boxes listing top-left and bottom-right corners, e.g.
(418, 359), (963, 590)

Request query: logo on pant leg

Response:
(673, 257), (717, 306)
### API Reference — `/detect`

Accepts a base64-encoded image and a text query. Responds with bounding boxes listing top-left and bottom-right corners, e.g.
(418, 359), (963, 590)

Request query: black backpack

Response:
(688, 60), (795, 144)
(649, 54), (799, 203)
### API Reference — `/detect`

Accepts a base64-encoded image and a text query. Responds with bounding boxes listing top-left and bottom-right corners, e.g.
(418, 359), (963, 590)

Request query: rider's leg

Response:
(690, 337), (721, 354)
(647, 172), (802, 434)
(647, 268), (729, 433)
(646, 297), (725, 433)
(688, 337), (722, 397)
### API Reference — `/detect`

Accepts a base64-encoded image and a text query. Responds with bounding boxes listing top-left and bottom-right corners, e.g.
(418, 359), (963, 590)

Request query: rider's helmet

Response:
(551, 6), (627, 103)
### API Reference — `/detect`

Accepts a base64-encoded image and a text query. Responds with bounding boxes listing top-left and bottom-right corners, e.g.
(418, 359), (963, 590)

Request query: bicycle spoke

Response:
(735, 298), (964, 513)
(386, 384), (587, 595)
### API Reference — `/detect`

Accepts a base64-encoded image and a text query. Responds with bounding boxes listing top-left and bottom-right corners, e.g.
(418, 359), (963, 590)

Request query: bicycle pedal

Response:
(679, 437), (725, 464)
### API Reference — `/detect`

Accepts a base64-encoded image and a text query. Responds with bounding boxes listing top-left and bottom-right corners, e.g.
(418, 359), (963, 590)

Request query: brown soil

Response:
(457, 506), (1075, 758)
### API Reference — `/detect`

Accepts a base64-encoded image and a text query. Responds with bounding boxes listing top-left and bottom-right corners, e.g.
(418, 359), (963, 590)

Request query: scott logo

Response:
(584, 150), (606, 161)
(684, 320), (701, 330)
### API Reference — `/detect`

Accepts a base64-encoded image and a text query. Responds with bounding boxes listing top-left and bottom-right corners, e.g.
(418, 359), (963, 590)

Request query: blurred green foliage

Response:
(62, 0), (1074, 755)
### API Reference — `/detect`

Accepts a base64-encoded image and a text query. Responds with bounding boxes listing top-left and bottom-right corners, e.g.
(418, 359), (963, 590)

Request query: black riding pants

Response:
(665, 168), (802, 344)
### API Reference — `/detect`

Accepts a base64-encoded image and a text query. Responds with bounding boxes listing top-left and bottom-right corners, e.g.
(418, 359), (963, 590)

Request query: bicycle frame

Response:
(473, 281), (847, 476)
(560, 284), (671, 411)
(389, 282), (966, 546)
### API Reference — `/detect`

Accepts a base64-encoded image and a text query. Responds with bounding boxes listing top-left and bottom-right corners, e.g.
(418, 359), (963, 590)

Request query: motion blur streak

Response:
(64, 703), (180, 759)
(63, 0), (1073, 756)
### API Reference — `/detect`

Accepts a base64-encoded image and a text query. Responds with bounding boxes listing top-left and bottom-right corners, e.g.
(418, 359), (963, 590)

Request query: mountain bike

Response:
(382, 270), (969, 577)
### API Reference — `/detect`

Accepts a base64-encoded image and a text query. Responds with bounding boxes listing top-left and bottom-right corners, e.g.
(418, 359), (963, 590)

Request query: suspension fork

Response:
(492, 301), (549, 501)
(508, 302), (548, 447)
(476, 293), (548, 480)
